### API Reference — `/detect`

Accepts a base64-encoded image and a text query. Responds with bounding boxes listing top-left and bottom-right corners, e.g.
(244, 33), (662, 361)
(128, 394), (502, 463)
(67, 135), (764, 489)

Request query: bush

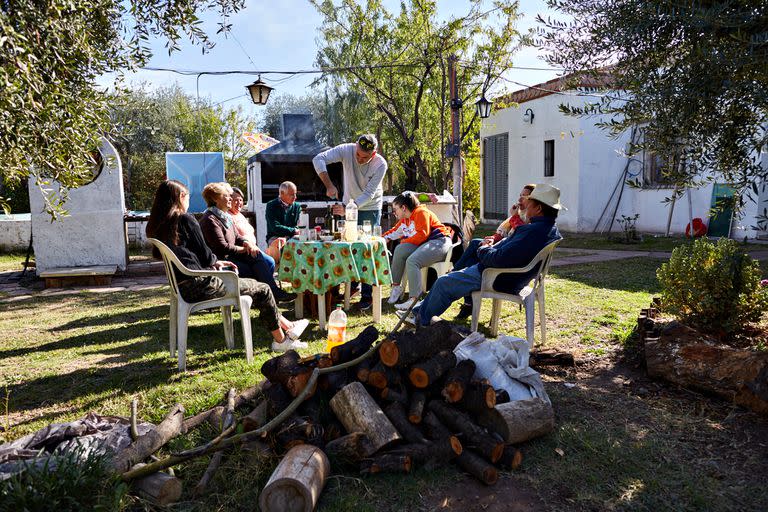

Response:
(656, 238), (768, 336)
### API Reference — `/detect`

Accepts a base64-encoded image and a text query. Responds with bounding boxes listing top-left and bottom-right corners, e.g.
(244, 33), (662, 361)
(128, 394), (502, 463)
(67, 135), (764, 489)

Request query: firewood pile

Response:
(250, 320), (555, 508)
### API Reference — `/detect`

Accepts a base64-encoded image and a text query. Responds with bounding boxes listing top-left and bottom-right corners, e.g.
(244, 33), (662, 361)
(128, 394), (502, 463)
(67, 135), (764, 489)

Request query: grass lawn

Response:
(1, 257), (766, 511)
(0, 252), (29, 272)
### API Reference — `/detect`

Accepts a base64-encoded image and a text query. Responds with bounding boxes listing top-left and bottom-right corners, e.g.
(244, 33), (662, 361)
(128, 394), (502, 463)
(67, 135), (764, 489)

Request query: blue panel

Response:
(165, 152), (225, 213)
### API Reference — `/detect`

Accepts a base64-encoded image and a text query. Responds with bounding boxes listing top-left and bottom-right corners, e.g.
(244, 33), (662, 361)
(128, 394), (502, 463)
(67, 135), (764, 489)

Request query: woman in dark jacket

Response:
(146, 180), (307, 352)
(198, 182), (294, 303)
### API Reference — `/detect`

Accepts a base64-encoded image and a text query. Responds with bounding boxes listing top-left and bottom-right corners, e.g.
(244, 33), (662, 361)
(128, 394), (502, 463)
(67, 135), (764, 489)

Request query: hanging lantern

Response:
(475, 94), (493, 119)
(246, 77), (273, 105)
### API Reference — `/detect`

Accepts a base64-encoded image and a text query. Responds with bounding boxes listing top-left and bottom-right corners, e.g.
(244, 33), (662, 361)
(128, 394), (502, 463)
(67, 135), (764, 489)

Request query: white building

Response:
(479, 75), (768, 238)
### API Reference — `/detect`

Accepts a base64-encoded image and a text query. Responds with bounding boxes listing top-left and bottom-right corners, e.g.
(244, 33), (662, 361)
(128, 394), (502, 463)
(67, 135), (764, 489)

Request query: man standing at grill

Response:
(313, 134), (388, 311)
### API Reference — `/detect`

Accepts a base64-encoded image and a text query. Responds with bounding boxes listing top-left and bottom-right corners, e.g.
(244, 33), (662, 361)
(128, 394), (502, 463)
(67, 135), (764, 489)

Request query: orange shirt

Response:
(383, 205), (452, 245)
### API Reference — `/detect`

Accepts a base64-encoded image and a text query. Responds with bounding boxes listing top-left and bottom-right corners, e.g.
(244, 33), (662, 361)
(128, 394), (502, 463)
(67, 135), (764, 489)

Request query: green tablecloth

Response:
(279, 238), (392, 294)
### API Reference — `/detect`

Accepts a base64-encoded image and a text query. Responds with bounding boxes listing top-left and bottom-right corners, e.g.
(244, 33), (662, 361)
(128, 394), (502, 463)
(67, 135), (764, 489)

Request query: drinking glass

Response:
(314, 216), (325, 229)
(336, 219), (345, 233)
(373, 225), (382, 237)
(362, 220), (372, 236)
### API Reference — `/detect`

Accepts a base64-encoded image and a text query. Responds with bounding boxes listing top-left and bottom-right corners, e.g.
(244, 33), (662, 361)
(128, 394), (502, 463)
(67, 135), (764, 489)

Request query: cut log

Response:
(354, 357), (376, 384)
(409, 351), (457, 388)
(242, 401), (269, 433)
(407, 391), (426, 424)
(383, 402), (429, 444)
(474, 398), (555, 445)
(262, 351), (314, 397)
(274, 416), (323, 450)
(384, 438), (461, 468)
(428, 401), (503, 463)
(130, 464), (182, 506)
(360, 453), (412, 474)
(324, 432), (375, 462)
(263, 381), (293, 419)
(380, 386), (409, 405)
(529, 350), (575, 367)
(455, 450), (498, 485)
(111, 404), (185, 473)
(368, 361), (402, 390)
(497, 445), (523, 470)
(644, 323), (768, 415)
(422, 410), (451, 440)
(329, 382), (401, 452)
(456, 381), (496, 415)
(182, 381), (264, 431)
(330, 325), (379, 364)
(318, 369), (350, 395)
(259, 444), (330, 512)
(379, 321), (463, 368)
(442, 359), (476, 403)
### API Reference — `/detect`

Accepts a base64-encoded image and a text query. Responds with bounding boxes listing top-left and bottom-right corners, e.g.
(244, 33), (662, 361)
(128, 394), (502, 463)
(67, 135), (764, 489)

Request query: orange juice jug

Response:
(326, 304), (348, 352)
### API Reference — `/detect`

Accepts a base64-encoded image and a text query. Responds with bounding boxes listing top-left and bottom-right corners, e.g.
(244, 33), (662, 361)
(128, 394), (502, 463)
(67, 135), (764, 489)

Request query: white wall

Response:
(0, 214), (31, 251)
(28, 138), (128, 273)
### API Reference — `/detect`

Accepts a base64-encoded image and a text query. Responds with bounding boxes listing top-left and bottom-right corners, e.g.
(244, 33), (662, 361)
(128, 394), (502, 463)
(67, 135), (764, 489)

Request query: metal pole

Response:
(448, 55), (463, 223)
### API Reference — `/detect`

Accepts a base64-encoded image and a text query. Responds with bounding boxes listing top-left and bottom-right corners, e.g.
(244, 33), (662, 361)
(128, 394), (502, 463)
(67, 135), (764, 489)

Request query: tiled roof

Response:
(497, 71), (616, 105)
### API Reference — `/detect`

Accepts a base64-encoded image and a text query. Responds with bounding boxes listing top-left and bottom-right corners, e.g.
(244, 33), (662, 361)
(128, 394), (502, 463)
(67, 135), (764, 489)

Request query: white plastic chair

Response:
(148, 238), (253, 371)
(401, 230), (463, 295)
(470, 239), (560, 347)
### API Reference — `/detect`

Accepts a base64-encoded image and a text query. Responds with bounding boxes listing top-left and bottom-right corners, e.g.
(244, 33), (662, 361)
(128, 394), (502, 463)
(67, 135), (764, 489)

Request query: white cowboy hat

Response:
(529, 183), (566, 210)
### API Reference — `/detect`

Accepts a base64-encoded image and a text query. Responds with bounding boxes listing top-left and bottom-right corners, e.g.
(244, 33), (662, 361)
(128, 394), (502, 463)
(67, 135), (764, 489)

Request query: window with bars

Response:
(544, 140), (554, 177)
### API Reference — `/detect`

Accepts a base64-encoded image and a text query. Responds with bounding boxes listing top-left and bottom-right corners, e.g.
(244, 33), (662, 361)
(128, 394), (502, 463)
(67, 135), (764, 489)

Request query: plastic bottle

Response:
(344, 200), (358, 241)
(326, 304), (348, 352)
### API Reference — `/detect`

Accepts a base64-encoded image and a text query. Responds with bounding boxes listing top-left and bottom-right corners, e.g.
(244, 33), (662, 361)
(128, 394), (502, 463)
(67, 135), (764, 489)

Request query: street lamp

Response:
(475, 95), (492, 119)
(246, 76), (273, 105)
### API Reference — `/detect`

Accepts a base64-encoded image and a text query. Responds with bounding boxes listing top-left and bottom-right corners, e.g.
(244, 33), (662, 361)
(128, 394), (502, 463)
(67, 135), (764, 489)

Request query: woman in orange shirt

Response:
(383, 192), (453, 310)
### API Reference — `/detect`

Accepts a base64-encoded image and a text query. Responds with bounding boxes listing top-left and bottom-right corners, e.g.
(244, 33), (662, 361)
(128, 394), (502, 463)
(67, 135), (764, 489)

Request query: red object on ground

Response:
(685, 218), (707, 238)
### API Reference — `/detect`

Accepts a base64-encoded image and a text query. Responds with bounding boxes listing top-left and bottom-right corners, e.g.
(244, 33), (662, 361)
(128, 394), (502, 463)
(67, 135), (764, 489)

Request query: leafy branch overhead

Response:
(536, 0), (768, 207)
(311, 0), (521, 193)
(0, 0), (245, 214)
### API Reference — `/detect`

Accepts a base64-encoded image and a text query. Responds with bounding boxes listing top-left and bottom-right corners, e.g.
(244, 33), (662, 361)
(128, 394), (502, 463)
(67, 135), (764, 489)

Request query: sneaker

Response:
(395, 297), (419, 311)
(271, 338), (308, 352)
(274, 289), (297, 303)
(285, 318), (309, 340)
(387, 285), (403, 304)
(455, 303), (473, 320)
(395, 309), (417, 327)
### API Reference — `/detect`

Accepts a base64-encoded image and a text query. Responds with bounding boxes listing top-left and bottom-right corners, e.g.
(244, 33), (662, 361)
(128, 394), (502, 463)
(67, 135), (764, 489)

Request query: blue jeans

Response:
(454, 238), (482, 271)
(357, 209), (381, 302)
(415, 265), (482, 325)
(231, 251), (279, 294)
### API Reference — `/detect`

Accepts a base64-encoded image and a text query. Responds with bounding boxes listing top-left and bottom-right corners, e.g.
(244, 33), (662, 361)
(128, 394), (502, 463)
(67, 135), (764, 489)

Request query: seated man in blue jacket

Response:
(402, 183), (564, 327)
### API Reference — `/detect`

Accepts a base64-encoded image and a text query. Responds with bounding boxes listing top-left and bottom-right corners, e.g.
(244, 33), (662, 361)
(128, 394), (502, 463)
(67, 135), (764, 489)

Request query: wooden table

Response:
(278, 238), (392, 329)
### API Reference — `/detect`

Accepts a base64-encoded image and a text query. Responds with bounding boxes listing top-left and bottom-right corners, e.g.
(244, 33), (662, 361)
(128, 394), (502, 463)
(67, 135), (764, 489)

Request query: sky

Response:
(111, 0), (564, 120)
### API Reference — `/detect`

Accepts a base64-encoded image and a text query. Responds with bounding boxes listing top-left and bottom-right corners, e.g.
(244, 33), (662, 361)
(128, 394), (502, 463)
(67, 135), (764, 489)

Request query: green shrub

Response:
(656, 237), (768, 335)
(0, 447), (127, 512)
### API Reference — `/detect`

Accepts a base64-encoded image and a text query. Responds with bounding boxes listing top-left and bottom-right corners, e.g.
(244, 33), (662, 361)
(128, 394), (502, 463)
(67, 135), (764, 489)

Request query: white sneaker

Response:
(395, 309), (417, 326)
(271, 338), (308, 352)
(285, 318), (309, 340)
(387, 285), (403, 304)
(395, 297), (418, 311)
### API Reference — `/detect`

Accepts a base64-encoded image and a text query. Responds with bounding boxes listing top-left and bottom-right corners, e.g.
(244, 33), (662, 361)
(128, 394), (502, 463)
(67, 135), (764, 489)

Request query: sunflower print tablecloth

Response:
(278, 238), (392, 294)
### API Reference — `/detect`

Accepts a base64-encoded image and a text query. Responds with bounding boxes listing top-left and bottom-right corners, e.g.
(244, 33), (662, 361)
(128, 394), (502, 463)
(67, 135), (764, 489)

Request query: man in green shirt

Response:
(265, 181), (301, 263)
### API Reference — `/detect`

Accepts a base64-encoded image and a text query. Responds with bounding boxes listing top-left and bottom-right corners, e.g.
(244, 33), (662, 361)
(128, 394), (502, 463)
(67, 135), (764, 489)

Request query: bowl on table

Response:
(319, 235), (334, 242)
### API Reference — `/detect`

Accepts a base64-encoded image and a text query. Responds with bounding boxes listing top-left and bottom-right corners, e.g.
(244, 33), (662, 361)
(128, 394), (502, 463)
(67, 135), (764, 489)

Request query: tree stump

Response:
(474, 398), (555, 445)
(329, 382), (401, 452)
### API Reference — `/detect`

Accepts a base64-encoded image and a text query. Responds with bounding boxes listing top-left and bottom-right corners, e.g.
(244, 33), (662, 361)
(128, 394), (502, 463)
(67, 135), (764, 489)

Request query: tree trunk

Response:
(324, 432), (375, 463)
(111, 404), (185, 473)
(383, 402), (429, 445)
(379, 321), (463, 368)
(497, 445), (523, 470)
(368, 361), (402, 390)
(380, 386), (409, 405)
(259, 445), (330, 512)
(408, 391), (427, 424)
(130, 465), (182, 506)
(456, 381), (496, 415)
(428, 401), (503, 463)
(242, 401), (269, 433)
(329, 382), (401, 452)
(360, 453), (412, 474)
(474, 398), (555, 445)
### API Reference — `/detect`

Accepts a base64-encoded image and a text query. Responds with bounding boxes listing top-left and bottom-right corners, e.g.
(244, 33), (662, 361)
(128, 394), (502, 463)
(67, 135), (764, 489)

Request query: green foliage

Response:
(110, 85), (256, 210)
(311, 0), (521, 193)
(657, 238), (768, 335)
(0, 447), (128, 512)
(537, 1), (768, 213)
(0, 0), (245, 215)
(463, 137), (481, 216)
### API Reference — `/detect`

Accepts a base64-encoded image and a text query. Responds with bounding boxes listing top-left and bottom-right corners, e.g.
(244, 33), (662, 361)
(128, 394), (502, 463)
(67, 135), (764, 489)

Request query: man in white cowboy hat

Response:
(400, 183), (564, 326)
